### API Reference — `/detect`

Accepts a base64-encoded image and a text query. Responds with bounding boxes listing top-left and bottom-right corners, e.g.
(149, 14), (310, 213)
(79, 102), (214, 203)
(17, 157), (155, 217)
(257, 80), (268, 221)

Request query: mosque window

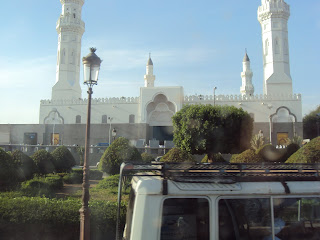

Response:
(76, 115), (81, 124)
(129, 114), (135, 124)
(102, 115), (108, 123)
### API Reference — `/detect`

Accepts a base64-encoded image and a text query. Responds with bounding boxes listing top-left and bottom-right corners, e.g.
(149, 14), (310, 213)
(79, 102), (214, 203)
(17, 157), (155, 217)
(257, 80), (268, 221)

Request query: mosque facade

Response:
(2, 0), (303, 147)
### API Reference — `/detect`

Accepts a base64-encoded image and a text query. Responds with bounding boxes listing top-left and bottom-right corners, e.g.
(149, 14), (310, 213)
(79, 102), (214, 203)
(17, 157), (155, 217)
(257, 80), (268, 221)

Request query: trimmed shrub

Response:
(278, 143), (300, 162)
(230, 149), (263, 163)
(201, 153), (226, 163)
(99, 137), (142, 175)
(32, 150), (55, 175)
(256, 144), (284, 162)
(51, 146), (76, 172)
(160, 148), (196, 163)
(11, 150), (36, 180)
(286, 137), (320, 163)
(141, 152), (154, 163)
(0, 148), (19, 188)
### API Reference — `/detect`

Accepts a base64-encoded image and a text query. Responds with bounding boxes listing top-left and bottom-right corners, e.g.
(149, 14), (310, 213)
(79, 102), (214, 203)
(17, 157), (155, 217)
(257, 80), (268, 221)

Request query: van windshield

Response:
(219, 197), (320, 240)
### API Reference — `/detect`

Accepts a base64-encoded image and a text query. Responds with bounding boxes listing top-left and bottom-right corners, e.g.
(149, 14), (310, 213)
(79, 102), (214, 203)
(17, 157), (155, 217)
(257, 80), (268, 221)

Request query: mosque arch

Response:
(146, 93), (176, 126)
(44, 109), (64, 124)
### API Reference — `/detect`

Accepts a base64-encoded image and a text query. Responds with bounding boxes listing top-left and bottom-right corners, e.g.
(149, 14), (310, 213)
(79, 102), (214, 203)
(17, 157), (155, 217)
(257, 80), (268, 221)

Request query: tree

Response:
(303, 105), (320, 140)
(160, 148), (196, 163)
(99, 137), (142, 175)
(286, 137), (320, 163)
(172, 104), (253, 161)
(32, 150), (55, 175)
(11, 150), (36, 180)
(51, 146), (76, 172)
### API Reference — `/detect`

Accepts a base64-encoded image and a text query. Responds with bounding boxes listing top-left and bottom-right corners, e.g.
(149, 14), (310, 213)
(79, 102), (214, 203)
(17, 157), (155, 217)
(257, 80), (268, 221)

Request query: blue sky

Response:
(0, 0), (319, 123)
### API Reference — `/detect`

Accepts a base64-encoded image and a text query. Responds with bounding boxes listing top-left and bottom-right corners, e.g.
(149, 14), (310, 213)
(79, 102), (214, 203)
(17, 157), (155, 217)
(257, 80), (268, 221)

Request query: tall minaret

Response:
(144, 54), (155, 87)
(52, 0), (85, 100)
(240, 51), (254, 96)
(258, 0), (292, 95)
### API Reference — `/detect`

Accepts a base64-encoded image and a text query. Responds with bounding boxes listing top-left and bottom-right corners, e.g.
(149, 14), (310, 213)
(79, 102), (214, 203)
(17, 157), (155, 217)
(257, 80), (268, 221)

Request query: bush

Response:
(286, 137), (320, 163)
(256, 144), (284, 162)
(278, 143), (300, 162)
(230, 149), (263, 163)
(99, 137), (142, 175)
(96, 174), (119, 189)
(160, 148), (196, 163)
(11, 150), (36, 180)
(51, 146), (76, 172)
(201, 153), (226, 163)
(141, 152), (154, 163)
(0, 148), (19, 188)
(32, 150), (55, 175)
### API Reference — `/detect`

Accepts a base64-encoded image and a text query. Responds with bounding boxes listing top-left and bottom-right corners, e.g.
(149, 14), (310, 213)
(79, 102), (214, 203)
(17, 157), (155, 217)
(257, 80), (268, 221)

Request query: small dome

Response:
(147, 57), (153, 66)
(243, 53), (250, 62)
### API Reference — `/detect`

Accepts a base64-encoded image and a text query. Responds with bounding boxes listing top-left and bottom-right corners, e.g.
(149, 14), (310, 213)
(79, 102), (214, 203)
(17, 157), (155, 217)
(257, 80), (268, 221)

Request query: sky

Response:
(0, 0), (319, 124)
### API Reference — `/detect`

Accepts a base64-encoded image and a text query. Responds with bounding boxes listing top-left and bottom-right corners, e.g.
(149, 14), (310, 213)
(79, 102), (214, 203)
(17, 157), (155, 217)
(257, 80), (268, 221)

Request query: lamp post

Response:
(80, 47), (102, 240)
(112, 128), (117, 142)
(108, 117), (113, 145)
(213, 87), (217, 106)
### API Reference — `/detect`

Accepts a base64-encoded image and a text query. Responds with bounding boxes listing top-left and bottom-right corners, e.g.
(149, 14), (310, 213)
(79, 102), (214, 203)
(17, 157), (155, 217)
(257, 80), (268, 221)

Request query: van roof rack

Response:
(115, 162), (320, 240)
(119, 162), (320, 182)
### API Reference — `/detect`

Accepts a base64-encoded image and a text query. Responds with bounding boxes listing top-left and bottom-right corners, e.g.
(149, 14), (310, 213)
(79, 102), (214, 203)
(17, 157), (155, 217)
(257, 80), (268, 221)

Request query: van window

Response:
(160, 198), (209, 240)
(219, 197), (320, 240)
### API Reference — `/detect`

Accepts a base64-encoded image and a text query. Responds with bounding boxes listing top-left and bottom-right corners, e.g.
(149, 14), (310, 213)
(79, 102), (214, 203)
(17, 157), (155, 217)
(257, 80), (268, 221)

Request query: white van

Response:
(116, 163), (320, 240)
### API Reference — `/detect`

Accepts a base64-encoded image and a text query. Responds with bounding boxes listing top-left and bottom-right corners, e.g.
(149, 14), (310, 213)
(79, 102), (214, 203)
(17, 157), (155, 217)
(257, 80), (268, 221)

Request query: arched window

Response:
(102, 115), (108, 123)
(129, 114), (135, 124)
(76, 115), (81, 124)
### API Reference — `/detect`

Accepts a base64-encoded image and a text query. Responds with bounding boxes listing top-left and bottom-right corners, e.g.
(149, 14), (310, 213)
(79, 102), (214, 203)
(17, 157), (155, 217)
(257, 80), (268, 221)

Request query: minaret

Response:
(240, 51), (254, 96)
(258, 0), (292, 95)
(144, 54), (155, 87)
(52, 0), (85, 100)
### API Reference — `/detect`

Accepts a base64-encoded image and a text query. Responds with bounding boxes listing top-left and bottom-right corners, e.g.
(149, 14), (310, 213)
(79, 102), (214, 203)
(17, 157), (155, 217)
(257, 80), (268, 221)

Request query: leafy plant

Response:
(250, 133), (266, 151)
(99, 137), (142, 175)
(0, 148), (19, 188)
(303, 105), (320, 140)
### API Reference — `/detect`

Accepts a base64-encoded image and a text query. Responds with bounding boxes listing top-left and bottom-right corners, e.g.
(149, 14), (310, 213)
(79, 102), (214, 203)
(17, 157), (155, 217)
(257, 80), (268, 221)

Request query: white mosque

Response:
(35, 0), (302, 147)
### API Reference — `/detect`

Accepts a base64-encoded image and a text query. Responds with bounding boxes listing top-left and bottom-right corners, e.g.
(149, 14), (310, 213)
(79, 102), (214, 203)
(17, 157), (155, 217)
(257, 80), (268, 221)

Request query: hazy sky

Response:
(0, 0), (319, 123)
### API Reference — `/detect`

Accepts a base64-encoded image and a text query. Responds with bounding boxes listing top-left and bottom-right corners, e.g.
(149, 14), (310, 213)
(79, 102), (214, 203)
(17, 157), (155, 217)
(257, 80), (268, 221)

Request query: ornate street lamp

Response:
(80, 47), (102, 240)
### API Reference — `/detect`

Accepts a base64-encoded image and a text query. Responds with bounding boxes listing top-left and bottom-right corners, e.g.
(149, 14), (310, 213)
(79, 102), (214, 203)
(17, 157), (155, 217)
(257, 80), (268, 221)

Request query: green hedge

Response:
(63, 169), (103, 184)
(0, 196), (127, 240)
(230, 149), (263, 163)
(286, 137), (320, 163)
(160, 148), (196, 163)
(20, 175), (64, 198)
